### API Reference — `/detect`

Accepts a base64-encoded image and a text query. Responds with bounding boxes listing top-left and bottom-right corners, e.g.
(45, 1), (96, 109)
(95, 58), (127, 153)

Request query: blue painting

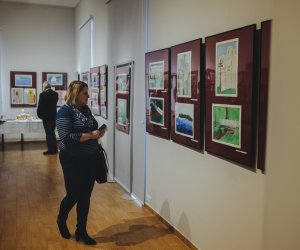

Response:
(175, 102), (194, 138)
(15, 74), (32, 87)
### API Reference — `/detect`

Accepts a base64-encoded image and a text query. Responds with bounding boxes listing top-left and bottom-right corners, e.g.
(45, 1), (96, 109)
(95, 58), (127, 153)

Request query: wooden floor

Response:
(0, 142), (191, 250)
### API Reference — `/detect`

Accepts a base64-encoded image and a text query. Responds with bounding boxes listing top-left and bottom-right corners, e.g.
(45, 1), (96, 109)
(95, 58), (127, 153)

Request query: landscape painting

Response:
(117, 73), (128, 93)
(149, 97), (164, 126)
(212, 103), (241, 148)
(47, 73), (63, 86)
(117, 98), (127, 126)
(175, 102), (194, 138)
(149, 61), (164, 90)
(15, 74), (32, 87)
(177, 51), (191, 98)
(215, 38), (238, 96)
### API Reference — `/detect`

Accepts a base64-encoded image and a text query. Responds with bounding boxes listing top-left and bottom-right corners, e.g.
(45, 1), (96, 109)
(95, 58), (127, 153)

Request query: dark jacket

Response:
(37, 89), (58, 121)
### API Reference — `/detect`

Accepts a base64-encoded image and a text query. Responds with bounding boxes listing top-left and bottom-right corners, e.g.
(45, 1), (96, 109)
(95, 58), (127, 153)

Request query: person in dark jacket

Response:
(37, 81), (59, 155)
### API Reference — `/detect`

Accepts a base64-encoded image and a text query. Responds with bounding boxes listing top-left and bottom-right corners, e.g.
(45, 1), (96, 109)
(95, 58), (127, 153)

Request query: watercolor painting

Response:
(215, 38), (238, 96)
(212, 103), (241, 148)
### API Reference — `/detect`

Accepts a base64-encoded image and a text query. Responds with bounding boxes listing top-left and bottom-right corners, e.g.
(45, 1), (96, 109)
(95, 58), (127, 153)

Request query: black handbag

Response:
(95, 144), (109, 184)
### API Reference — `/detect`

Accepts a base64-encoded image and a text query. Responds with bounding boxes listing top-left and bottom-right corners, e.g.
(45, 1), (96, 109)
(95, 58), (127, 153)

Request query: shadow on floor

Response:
(94, 217), (170, 246)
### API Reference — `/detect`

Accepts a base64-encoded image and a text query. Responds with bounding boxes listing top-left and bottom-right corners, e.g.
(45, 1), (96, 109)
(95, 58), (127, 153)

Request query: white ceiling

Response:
(0, 0), (80, 8)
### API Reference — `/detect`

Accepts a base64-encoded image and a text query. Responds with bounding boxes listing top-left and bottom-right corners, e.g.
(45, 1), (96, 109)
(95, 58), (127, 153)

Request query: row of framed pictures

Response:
(10, 71), (67, 107)
(145, 20), (271, 171)
(80, 64), (108, 119)
(115, 61), (133, 134)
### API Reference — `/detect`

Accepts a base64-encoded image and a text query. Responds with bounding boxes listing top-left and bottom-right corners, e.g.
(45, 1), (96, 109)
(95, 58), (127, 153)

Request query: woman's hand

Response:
(90, 130), (101, 139)
(80, 129), (104, 142)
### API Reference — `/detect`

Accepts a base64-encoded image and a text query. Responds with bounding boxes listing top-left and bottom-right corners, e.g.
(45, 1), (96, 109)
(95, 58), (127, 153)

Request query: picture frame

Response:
(170, 39), (202, 150)
(205, 24), (256, 166)
(42, 72), (67, 90)
(90, 66), (100, 116)
(115, 62), (133, 134)
(145, 48), (170, 139)
(42, 72), (67, 107)
(99, 64), (108, 119)
(80, 71), (91, 107)
(10, 71), (37, 107)
(257, 20), (272, 173)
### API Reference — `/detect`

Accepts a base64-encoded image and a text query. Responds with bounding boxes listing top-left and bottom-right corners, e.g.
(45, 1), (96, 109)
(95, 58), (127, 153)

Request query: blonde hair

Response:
(65, 80), (88, 105)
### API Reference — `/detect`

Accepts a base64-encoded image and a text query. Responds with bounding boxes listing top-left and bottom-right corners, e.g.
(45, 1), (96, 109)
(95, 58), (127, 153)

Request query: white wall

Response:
(147, 1), (300, 250)
(106, 0), (146, 202)
(0, 2), (75, 118)
(75, 0), (146, 203)
(0, 2), (76, 140)
(0, 31), (2, 115)
(74, 0), (110, 173)
(147, 0), (269, 250)
(263, 1), (300, 249)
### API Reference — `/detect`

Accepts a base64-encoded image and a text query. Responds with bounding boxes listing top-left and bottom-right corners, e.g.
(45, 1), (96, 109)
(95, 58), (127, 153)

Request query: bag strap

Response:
(102, 148), (109, 172)
(98, 144), (109, 172)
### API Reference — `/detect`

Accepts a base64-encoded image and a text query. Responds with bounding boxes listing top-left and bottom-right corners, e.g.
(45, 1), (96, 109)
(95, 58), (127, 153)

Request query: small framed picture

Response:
(115, 62), (133, 134)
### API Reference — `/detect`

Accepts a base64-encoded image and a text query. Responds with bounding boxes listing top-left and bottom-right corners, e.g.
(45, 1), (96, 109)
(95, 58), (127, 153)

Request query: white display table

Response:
(0, 118), (44, 151)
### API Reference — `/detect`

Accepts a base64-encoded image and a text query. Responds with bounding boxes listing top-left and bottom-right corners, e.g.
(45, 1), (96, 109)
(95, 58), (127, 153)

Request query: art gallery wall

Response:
(0, 31), (2, 115)
(74, 0), (109, 150)
(0, 2), (75, 140)
(74, 0), (146, 202)
(105, 0), (146, 202)
(147, 0), (300, 250)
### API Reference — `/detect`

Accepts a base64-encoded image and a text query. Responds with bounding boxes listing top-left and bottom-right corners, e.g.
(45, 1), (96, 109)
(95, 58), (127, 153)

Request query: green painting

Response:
(149, 97), (164, 126)
(117, 98), (127, 126)
(212, 104), (241, 148)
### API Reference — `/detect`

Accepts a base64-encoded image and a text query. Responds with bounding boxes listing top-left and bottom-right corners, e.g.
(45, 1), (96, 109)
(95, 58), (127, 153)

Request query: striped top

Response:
(56, 104), (99, 156)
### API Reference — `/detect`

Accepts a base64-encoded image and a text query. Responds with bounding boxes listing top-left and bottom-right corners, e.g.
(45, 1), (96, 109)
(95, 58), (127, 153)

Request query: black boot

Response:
(57, 217), (71, 239)
(75, 228), (96, 245)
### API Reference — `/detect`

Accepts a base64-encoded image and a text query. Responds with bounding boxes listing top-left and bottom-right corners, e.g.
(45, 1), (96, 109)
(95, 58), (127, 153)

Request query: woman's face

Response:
(76, 86), (89, 106)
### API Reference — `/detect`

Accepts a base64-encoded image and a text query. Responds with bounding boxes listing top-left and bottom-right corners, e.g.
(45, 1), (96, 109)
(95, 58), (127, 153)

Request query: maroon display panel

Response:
(99, 65), (108, 119)
(257, 20), (272, 173)
(170, 39), (202, 150)
(145, 48), (170, 139)
(42, 72), (68, 107)
(10, 71), (37, 108)
(90, 66), (100, 115)
(42, 72), (67, 91)
(115, 62), (132, 134)
(205, 25), (256, 166)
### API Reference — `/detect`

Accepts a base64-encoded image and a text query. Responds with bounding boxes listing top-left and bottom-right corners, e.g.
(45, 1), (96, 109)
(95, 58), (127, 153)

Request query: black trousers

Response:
(58, 152), (96, 230)
(42, 120), (57, 153)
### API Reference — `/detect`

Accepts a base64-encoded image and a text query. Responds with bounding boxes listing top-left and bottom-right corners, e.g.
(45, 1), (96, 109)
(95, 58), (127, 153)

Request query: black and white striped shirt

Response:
(56, 104), (99, 156)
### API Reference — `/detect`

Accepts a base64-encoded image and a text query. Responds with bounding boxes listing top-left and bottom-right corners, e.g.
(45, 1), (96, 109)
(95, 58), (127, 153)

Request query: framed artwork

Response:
(57, 90), (67, 107)
(81, 71), (89, 84)
(205, 24), (256, 166)
(117, 98), (127, 126)
(10, 71), (37, 107)
(215, 38), (238, 97)
(90, 66), (100, 115)
(81, 71), (91, 107)
(257, 20), (272, 173)
(115, 61), (133, 134)
(170, 39), (202, 150)
(42, 72), (67, 90)
(100, 64), (108, 119)
(42, 72), (67, 107)
(212, 104), (241, 148)
(145, 48), (170, 139)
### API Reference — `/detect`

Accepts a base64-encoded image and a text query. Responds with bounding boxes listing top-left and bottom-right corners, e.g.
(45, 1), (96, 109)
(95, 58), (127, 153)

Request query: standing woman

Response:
(56, 81), (105, 245)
